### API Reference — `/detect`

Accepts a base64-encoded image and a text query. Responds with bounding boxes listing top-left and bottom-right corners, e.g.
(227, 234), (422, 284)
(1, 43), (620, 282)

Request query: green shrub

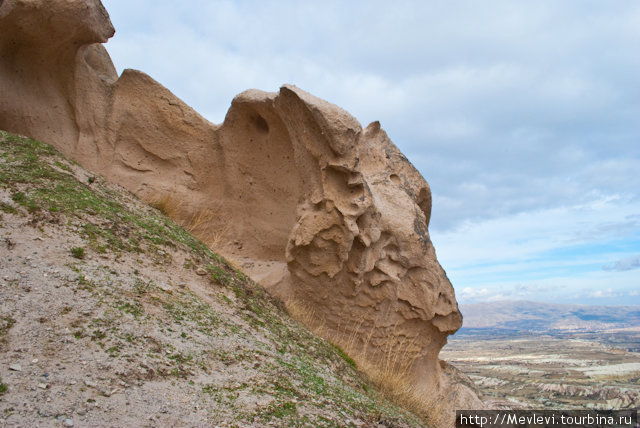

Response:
(70, 246), (85, 259)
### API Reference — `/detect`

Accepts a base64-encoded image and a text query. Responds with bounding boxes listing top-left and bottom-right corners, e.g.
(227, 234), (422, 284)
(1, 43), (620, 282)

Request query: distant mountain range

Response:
(458, 300), (640, 336)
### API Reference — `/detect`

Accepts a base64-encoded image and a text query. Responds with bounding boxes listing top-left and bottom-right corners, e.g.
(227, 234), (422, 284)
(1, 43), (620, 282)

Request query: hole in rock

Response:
(252, 114), (269, 134)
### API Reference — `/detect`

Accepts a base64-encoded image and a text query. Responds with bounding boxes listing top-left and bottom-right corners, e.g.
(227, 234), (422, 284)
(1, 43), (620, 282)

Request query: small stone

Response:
(37, 383), (47, 389)
(31, 358), (38, 364)
(195, 268), (207, 276)
(84, 379), (97, 388)
(158, 283), (172, 292)
(9, 363), (22, 371)
(63, 418), (74, 427)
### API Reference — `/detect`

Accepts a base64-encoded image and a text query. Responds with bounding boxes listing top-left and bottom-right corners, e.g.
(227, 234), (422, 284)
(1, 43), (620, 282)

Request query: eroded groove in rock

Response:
(0, 0), (478, 412)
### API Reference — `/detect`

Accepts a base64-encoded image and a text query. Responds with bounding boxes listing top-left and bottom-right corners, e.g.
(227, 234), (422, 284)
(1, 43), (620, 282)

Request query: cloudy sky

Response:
(101, 0), (640, 305)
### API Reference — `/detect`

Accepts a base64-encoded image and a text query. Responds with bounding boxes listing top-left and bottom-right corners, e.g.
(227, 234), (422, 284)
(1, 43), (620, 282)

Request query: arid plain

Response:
(441, 301), (640, 409)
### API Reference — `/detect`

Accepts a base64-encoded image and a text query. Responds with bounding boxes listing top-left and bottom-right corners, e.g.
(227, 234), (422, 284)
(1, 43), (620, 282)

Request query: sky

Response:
(101, 0), (640, 306)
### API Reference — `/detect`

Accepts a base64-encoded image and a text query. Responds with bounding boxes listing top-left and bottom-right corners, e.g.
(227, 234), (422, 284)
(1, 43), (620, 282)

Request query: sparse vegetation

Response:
(0, 130), (427, 427)
(331, 343), (357, 369)
(0, 377), (7, 395)
(206, 263), (232, 285)
(0, 201), (17, 214)
(0, 317), (16, 337)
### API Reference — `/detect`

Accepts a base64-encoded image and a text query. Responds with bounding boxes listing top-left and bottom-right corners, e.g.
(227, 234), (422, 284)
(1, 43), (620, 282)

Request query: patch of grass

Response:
(75, 273), (96, 291)
(161, 290), (223, 334)
(0, 377), (7, 395)
(107, 345), (120, 357)
(70, 246), (85, 259)
(11, 191), (39, 212)
(90, 329), (107, 341)
(168, 351), (193, 364)
(133, 277), (153, 295)
(0, 131), (218, 260)
(332, 343), (357, 369)
(218, 293), (233, 305)
(53, 160), (72, 172)
(202, 384), (217, 395)
(206, 263), (232, 285)
(11, 191), (26, 203)
(266, 401), (297, 419)
(0, 316), (16, 337)
(117, 300), (144, 318)
(0, 202), (17, 214)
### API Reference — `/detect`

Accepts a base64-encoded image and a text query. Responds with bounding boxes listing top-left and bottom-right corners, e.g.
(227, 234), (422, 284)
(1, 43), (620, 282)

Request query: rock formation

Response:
(0, 0), (475, 410)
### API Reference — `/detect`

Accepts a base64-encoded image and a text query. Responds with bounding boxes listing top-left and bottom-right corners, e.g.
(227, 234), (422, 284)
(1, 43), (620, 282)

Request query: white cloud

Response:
(587, 288), (621, 299)
(458, 287), (490, 300)
(432, 195), (640, 269)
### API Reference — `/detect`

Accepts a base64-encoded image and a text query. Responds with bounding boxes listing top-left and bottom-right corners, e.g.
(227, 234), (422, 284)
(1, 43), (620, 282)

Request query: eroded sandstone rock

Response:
(0, 0), (470, 411)
(219, 86), (463, 394)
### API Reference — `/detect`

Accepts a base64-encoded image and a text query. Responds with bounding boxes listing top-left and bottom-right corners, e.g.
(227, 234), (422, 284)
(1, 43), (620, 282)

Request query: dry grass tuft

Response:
(359, 358), (450, 428)
(150, 195), (229, 249)
(186, 209), (229, 249)
(149, 194), (178, 217)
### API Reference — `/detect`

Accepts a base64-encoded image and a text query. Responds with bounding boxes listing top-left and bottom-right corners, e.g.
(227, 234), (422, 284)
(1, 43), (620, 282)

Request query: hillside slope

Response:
(0, 130), (428, 427)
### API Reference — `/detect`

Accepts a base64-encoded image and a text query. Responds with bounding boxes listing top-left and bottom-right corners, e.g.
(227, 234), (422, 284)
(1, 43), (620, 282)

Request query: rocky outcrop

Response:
(220, 87), (462, 395)
(0, 0), (468, 408)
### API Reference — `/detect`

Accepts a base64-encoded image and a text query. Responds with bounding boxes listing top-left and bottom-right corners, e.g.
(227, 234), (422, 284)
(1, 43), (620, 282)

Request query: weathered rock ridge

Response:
(0, 0), (473, 408)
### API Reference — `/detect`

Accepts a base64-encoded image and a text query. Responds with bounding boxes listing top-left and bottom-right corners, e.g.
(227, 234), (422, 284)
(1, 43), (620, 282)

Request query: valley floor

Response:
(441, 333), (640, 410)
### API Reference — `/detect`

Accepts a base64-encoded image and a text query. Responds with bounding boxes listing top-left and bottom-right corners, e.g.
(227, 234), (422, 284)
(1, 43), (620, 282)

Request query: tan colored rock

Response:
(218, 86), (463, 395)
(0, 0), (114, 154)
(0, 0), (473, 416)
